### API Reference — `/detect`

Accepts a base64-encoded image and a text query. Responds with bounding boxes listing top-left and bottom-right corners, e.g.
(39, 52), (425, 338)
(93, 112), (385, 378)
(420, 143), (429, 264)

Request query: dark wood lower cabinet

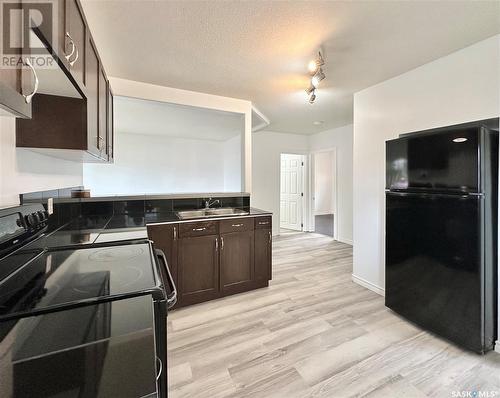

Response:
(254, 228), (272, 284)
(220, 231), (254, 294)
(178, 235), (220, 306)
(147, 216), (272, 308)
(147, 224), (178, 289)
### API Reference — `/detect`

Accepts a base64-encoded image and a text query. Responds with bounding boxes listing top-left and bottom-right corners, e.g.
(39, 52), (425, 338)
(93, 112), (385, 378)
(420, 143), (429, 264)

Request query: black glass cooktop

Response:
(0, 242), (163, 321)
(26, 215), (112, 250)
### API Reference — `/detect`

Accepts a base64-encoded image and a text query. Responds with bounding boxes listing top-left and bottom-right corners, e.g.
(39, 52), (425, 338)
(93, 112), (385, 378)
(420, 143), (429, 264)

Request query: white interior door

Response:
(280, 154), (303, 231)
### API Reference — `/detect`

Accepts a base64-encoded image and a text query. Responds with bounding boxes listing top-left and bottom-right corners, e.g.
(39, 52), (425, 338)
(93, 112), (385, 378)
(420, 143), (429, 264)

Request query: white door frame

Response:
(310, 147), (338, 240)
(279, 152), (308, 234)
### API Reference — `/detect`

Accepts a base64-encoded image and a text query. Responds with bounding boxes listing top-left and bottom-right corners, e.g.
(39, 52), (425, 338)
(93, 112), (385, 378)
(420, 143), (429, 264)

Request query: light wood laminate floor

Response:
(167, 232), (500, 398)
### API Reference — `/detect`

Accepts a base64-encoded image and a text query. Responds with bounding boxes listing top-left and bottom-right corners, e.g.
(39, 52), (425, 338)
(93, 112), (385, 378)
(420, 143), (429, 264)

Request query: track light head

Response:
(311, 69), (325, 88)
(305, 85), (315, 95)
(309, 93), (316, 104)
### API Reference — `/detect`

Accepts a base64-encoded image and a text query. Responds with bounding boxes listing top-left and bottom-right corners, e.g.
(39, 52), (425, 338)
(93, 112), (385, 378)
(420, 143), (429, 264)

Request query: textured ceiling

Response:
(81, 1), (500, 134)
(115, 96), (243, 141)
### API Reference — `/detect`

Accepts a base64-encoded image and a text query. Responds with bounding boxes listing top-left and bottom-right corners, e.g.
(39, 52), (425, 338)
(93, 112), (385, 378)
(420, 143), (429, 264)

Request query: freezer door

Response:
(386, 127), (479, 193)
(385, 192), (490, 352)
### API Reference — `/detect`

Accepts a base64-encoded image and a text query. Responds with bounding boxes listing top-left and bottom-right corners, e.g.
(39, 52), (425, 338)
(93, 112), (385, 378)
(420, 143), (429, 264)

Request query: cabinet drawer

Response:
(220, 218), (254, 234)
(179, 221), (218, 238)
(255, 216), (272, 229)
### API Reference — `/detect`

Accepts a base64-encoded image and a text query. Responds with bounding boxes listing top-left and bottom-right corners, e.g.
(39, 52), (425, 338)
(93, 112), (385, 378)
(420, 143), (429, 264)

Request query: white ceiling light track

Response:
(306, 51), (325, 104)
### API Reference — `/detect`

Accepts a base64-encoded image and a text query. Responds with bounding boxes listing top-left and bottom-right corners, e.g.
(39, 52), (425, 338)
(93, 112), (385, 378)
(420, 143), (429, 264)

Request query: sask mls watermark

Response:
(1, 0), (58, 69)
(452, 390), (500, 398)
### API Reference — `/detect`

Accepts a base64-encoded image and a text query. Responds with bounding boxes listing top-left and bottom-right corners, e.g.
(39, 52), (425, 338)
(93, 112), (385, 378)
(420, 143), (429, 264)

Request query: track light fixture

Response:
(305, 85), (315, 95)
(305, 51), (325, 104)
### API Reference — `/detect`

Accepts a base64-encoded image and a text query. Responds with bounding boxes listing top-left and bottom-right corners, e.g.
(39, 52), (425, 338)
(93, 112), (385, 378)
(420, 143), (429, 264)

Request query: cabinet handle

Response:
(259, 221), (269, 225)
(193, 227), (206, 231)
(64, 32), (75, 61)
(173, 227), (177, 240)
(156, 357), (163, 381)
(23, 58), (39, 104)
(221, 236), (224, 250)
(215, 237), (218, 251)
(97, 136), (104, 148)
(69, 43), (79, 67)
(269, 231), (272, 245)
(65, 32), (79, 66)
(231, 223), (243, 227)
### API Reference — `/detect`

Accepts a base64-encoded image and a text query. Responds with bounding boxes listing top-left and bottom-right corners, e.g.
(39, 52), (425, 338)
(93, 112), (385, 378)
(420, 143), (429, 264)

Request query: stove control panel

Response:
(0, 204), (49, 258)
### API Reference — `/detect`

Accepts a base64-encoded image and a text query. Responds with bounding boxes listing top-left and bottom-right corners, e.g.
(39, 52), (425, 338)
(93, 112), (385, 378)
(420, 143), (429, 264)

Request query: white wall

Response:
(252, 131), (309, 235)
(313, 151), (333, 215)
(309, 124), (354, 244)
(0, 116), (83, 207)
(223, 134), (242, 192)
(84, 132), (242, 195)
(109, 77), (253, 193)
(353, 35), (500, 294)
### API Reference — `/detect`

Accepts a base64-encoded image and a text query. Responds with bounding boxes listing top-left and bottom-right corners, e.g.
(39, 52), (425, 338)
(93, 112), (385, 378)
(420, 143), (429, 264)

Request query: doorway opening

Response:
(279, 153), (306, 233)
(311, 149), (337, 239)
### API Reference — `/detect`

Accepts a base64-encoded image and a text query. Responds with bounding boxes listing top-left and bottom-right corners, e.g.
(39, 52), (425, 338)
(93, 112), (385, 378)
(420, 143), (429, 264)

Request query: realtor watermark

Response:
(452, 390), (499, 398)
(0, 0), (58, 69)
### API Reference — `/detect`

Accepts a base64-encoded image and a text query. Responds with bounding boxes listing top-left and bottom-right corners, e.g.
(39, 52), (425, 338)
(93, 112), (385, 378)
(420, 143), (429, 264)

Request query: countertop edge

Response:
(145, 210), (272, 226)
(53, 192), (251, 203)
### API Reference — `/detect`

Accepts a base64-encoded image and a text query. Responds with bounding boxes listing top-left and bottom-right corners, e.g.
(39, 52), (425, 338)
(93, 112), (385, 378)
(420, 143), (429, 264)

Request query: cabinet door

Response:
(178, 235), (219, 306)
(65, 0), (86, 86)
(147, 224), (178, 291)
(220, 231), (254, 294)
(107, 86), (114, 162)
(85, 35), (99, 156)
(98, 66), (108, 158)
(0, 0), (31, 118)
(254, 228), (272, 284)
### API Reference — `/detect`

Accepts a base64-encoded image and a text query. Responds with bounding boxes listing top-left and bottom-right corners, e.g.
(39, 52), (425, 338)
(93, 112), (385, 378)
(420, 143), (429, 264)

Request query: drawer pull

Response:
(259, 221), (269, 225)
(193, 227), (206, 231)
(231, 223), (244, 227)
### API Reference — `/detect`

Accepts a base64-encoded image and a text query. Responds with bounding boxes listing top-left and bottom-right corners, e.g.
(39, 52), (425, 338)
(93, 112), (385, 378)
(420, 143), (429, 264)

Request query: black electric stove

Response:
(0, 204), (176, 398)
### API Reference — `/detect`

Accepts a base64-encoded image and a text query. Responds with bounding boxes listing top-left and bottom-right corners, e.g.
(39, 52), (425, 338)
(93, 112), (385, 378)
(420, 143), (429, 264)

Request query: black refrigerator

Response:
(385, 118), (499, 354)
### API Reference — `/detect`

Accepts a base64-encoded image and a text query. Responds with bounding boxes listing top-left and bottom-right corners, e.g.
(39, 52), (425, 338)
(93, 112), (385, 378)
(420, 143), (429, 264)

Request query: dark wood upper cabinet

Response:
(85, 35), (99, 157)
(98, 66), (108, 157)
(65, 0), (86, 87)
(220, 230), (255, 294)
(0, 1), (32, 118)
(178, 235), (220, 306)
(4, 0), (114, 163)
(147, 224), (179, 291)
(107, 86), (114, 162)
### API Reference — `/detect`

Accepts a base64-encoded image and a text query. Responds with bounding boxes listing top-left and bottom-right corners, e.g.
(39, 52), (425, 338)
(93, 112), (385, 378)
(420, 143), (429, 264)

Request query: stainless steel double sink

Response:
(176, 207), (249, 220)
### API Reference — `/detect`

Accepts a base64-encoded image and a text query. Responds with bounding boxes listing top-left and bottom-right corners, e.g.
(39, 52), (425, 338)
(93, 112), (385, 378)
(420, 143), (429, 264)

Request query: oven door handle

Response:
(155, 249), (177, 309)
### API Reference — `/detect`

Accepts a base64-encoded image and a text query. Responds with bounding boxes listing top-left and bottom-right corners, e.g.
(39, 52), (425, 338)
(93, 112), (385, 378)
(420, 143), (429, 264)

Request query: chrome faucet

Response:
(204, 198), (220, 209)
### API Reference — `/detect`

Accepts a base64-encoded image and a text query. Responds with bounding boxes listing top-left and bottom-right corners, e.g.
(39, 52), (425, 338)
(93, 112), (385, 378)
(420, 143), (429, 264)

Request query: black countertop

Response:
(30, 208), (272, 249)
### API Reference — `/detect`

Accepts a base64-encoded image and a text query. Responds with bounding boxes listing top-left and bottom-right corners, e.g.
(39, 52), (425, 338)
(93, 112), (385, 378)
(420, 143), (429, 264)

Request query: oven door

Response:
(0, 295), (157, 398)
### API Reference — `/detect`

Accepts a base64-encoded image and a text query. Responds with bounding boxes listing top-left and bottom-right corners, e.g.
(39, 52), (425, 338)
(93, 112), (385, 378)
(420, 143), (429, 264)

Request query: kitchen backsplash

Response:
(20, 187), (251, 224)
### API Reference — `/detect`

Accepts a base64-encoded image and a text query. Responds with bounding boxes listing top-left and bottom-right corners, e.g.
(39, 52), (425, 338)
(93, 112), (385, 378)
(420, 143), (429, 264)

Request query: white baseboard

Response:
(495, 341), (500, 355)
(337, 237), (353, 245)
(352, 274), (385, 296)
